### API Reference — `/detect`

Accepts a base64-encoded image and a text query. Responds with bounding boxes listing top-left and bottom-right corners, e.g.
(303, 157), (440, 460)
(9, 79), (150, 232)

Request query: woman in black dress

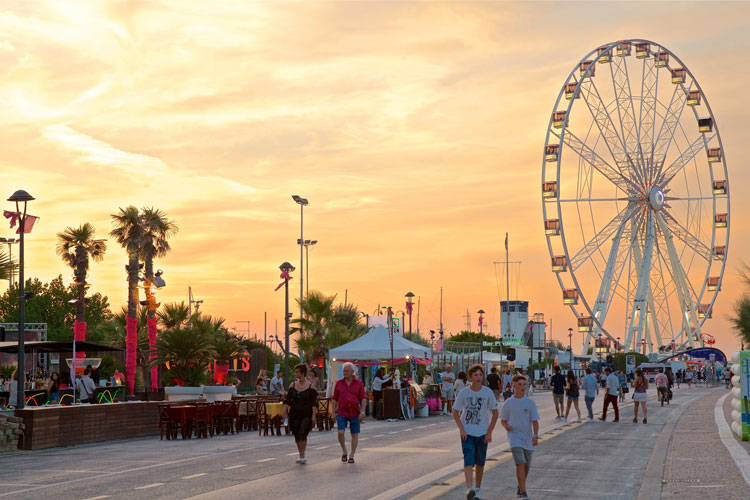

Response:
(283, 364), (318, 464)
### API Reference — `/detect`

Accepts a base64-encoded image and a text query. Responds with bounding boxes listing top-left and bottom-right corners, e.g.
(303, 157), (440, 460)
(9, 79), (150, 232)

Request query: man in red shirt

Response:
(332, 362), (367, 464)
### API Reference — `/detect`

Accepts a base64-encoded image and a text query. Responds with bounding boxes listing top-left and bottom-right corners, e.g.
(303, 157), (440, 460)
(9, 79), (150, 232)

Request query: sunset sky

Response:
(1, 1), (748, 353)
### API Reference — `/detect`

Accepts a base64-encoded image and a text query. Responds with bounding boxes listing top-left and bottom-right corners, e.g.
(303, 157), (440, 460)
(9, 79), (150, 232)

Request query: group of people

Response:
(1, 365), (102, 407)
(255, 368), (322, 396)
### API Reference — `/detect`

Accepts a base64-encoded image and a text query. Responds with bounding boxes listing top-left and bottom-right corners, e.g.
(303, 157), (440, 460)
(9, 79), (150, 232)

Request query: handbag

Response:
(621, 386), (629, 393)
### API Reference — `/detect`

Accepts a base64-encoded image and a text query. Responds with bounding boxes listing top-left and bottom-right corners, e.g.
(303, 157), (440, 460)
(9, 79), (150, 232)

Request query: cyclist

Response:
(655, 369), (669, 406)
(617, 370), (627, 402)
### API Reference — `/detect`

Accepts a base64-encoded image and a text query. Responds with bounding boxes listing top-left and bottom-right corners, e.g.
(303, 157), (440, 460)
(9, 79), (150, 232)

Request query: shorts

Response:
(461, 434), (488, 467)
(567, 396), (578, 401)
(511, 447), (533, 465)
(442, 387), (454, 400)
(336, 415), (361, 434)
(633, 392), (648, 403)
(553, 393), (564, 406)
(491, 389), (500, 400)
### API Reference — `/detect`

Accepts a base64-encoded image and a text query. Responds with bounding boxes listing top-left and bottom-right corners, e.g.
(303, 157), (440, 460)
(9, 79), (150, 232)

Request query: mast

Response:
(506, 232), (510, 338)
(416, 295), (421, 337)
(439, 287), (443, 338)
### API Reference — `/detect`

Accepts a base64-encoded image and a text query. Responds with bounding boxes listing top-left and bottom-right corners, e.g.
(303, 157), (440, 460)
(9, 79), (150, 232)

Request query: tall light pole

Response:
(292, 195), (308, 329)
(8, 190), (33, 410)
(597, 333), (603, 364)
(299, 239), (317, 298)
(477, 309), (485, 365)
(0, 237), (18, 288)
(279, 261), (295, 387)
(405, 292), (415, 341)
(568, 327), (573, 370)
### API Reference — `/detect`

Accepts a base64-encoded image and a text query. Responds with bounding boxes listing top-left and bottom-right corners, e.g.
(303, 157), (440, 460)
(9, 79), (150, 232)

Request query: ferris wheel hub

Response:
(649, 186), (665, 211)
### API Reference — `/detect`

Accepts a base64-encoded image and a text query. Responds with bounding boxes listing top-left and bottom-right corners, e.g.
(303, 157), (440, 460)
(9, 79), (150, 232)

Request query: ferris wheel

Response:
(541, 39), (730, 355)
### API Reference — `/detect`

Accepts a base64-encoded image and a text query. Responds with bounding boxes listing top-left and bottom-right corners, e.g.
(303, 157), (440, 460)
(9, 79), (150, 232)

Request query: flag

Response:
(3, 210), (39, 233)
(478, 316), (483, 327)
(406, 301), (413, 314)
(505, 232), (508, 251)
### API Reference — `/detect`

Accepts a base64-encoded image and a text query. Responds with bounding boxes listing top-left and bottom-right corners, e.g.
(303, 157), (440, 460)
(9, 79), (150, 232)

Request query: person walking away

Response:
(632, 369), (648, 423)
(599, 367), (619, 422)
(486, 367), (501, 401)
(502, 369), (513, 401)
(564, 370), (581, 422)
(332, 362), (367, 464)
(440, 366), (456, 414)
(655, 369), (668, 405)
(665, 368), (674, 400)
(452, 364), (498, 500)
(270, 370), (285, 396)
(47, 373), (61, 404)
(310, 369), (322, 392)
(599, 370), (607, 388)
(500, 375), (540, 500)
(454, 371), (468, 398)
(617, 370), (627, 402)
(724, 366), (732, 388)
(283, 364), (318, 464)
(550, 366), (566, 420)
(371, 367), (392, 419)
(685, 368), (693, 388)
(581, 368), (599, 422)
(77, 368), (97, 403)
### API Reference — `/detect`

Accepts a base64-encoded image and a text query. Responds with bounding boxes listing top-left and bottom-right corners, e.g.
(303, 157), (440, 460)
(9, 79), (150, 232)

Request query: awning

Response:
(0, 341), (123, 354)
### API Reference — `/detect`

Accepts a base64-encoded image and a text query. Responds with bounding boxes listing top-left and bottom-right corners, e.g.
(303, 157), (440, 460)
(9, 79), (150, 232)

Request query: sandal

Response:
(341, 453), (348, 463)
(348, 457), (355, 464)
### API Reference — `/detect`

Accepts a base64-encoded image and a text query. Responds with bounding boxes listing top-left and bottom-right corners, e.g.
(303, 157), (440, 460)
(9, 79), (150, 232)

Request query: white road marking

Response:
(82, 496), (110, 500)
(417, 426), (426, 429)
(363, 447), (450, 454)
(182, 474), (207, 479)
(286, 452), (300, 456)
(358, 437), (368, 441)
(714, 394), (750, 488)
(256, 458), (276, 463)
(374, 434), (385, 437)
(135, 483), (164, 490)
(388, 431), (399, 434)
(314, 445), (329, 450)
(223, 465), (247, 469)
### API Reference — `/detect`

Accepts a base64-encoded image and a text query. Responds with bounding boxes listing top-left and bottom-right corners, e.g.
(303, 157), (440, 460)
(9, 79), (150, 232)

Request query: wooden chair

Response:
(316, 398), (332, 431)
(239, 400), (259, 431)
(257, 401), (272, 436)
(158, 404), (179, 440)
(193, 404), (212, 439)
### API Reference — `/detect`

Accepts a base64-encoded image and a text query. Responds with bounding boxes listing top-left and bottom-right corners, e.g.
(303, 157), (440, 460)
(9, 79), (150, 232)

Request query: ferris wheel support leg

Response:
(590, 222), (628, 352)
(627, 213), (655, 351)
(655, 213), (702, 350)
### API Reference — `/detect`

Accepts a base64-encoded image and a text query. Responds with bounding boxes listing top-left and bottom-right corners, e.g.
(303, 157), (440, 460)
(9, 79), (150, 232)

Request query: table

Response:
(265, 402), (284, 419)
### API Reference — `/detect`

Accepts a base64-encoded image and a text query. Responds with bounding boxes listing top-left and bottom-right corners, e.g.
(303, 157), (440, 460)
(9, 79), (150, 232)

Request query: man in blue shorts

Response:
(331, 362), (367, 464)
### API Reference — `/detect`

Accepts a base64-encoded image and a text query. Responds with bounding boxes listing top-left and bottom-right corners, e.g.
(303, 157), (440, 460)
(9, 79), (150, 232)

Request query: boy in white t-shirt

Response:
(452, 364), (498, 500)
(500, 375), (540, 500)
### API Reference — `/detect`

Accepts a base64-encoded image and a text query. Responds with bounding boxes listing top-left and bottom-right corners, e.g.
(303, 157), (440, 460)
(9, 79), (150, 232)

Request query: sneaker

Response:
(474, 488), (482, 499)
(561, 417), (567, 422)
(299, 457), (307, 464)
(613, 419), (619, 422)
(517, 486), (521, 497)
(576, 418), (581, 423)
(519, 493), (530, 500)
(466, 488), (476, 500)
(588, 418), (594, 423)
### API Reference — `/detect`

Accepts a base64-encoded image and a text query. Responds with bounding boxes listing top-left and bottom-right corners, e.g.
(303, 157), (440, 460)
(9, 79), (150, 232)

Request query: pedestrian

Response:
(500, 375), (540, 500)
(454, 371), (468, 397)
(283, 364), (318, 464)
(724, 366), (732, 388)
(550, 365), (566, 420)
(599, 370), (607, 388)
(77, 368), (97, 404)
(655, 368), (668, 405)
(685, 367), (693, 388)
(617, 370), (627, 402)
(270, 370), (285, 396)
(581, 368), (599, 422)
(486, 367), (501, 401)
(47, 372), (61, 404)
(331, 362), (367, 464)
(564, 370), (581, 422)
(599, 367), (619, 422)
(452, 364), (498, 500)
(8, 370), (18, 407)
(502, 369), (513, 401)
(310, 369), (322, 392)
(633, 369), (648, 423)
(371, 367), (392, 419)
(440, 365), (456, 414)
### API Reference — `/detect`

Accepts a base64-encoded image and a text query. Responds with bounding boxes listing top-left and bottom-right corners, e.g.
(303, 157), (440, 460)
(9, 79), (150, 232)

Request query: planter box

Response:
(164, 386), (203, 402)
(202, 386), (234, 402)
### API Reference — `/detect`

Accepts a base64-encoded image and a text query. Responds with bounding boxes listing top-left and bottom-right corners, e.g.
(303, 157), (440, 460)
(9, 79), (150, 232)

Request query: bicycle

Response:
(658, 386), (669, 406)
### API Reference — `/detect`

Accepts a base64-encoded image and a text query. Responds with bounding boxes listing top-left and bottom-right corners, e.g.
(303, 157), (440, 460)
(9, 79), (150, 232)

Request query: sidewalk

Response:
(417, 386), (749, 500)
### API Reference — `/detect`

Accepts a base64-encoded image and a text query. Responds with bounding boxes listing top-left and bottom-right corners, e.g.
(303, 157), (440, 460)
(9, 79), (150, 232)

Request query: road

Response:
(0, 384), (746, 499)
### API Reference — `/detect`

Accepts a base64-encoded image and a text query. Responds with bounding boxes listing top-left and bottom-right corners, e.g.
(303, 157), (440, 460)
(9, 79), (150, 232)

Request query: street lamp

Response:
(477, 309), (485, 365)
(298, 239), (317, 298)
(279, 261), (295, 386)
(616, 336), (621, 354)
(568, 327), (573, 370)
(405, 292), (415, 341)
(0, 237), (18, 288)
(8, 189), (33, 410)
(292, 195), (308, 330)
(597, 333), (603, 364)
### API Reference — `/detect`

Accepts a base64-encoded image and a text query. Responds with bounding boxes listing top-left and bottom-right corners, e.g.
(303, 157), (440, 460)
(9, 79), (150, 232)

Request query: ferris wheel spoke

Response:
(610, 54), (646, 181)
(658, 133), (715, 187)
(625, 212), (656, 350)
(577, 77), (639, 184)
(569, 205), (639, 271)
(556, 129), (639, 193)
(651, 81), (693, 182)
(652, 245), (676, 344)
(590, 216), (631, 335)
(661, 211), (712, 261)
(559, 197), (636, 203)
(638, 57), (659, 173)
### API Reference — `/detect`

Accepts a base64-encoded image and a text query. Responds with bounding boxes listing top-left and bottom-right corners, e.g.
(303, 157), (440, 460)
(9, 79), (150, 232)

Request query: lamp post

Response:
(616, 336), (621, 355)
(0, 237), (18, 288)
(477, 309), (485, 365)
(386, 306), (394, 371)
(567, 327), (573, 370)
(8, 190), (33, 410)
(597, 333), (603, 364)
(280, 261), (295, 386)
(299, 239), (317, 298)
(292, 195), (308, 328)
(405, 292), (415, 341)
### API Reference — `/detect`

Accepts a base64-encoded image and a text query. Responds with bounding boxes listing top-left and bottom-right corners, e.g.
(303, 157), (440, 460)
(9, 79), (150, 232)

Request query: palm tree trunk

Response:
(126, 252), (140, 396)
(74, 253), (87, 359)
(144, 257), (159, 391)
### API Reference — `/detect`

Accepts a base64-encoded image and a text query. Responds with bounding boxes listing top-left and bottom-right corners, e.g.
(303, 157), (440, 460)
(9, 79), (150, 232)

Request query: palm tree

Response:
(55, 223), (107, 335)
(0, 250), (13, 282)
(730, 263), (750, 348)
(291, 291), (336, 363)
(140, 207), (177, 390)
(158, 302), (190, 330)
(110, 206), (144, 395)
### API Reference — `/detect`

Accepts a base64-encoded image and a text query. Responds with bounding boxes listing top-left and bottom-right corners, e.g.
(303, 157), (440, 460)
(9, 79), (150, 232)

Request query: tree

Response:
(110, 206), (144, 395)
(140, 207), (177, 389)
(0, 249), (13, 281)
(157, 302), (190, 330)
(0, 276), (112, 341)
(56, 223), (107, 352)
(291, 291), (335, 363)
(447, 331), (483, 343)
(730, 263), (750, 348)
